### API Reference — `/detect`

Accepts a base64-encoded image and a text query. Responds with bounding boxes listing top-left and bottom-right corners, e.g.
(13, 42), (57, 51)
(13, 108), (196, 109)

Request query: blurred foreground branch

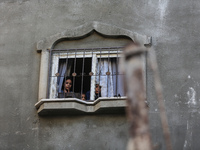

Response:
(123, 43), (152, 150)
(122, 43), (172, 150)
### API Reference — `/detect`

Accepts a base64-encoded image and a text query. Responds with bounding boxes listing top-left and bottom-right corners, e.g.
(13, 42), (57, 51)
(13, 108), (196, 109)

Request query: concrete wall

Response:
(0, 0), (200, 149)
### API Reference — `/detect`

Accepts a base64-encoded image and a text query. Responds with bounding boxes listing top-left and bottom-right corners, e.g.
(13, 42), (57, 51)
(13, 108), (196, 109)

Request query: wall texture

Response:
(0, 0), (200, 149)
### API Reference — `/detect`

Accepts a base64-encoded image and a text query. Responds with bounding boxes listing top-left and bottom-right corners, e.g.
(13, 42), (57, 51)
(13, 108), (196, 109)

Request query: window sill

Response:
(35, 97), (127, 115)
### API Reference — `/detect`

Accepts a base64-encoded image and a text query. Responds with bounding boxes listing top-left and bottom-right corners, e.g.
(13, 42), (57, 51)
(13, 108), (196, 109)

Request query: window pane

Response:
(96, 58), (125, 97)
(57, 58), (92, 98)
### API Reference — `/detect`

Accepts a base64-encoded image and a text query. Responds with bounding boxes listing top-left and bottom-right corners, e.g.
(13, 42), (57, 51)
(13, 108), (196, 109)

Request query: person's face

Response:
(81, 94), (86, 100)
(95, 84), (101, 94)
(65, 79), (72, 91)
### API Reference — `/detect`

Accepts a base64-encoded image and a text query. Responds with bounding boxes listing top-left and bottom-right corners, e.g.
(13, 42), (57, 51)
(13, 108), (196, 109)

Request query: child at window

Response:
(95, 84), (101, 100)
(64, 77), (72, 93)
(81, 93), (86, 100)
(86, 84), (102, 100)
(58, 77), (73, 98)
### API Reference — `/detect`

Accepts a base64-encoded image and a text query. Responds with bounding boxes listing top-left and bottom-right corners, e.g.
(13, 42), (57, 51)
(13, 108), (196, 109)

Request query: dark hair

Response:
(65, 76), (72, 81)
(95, 84), (102, 88)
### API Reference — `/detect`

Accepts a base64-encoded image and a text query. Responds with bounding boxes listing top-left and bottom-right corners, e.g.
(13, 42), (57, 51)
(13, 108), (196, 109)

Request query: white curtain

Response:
(96, 58), (125, 97)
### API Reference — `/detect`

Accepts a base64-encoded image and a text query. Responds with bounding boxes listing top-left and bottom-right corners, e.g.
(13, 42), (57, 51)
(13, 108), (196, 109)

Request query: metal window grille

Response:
(48, 46), (125, 100)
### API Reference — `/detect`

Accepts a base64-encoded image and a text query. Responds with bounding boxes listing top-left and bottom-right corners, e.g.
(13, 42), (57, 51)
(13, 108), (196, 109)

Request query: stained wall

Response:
(0, 0), (200, 149)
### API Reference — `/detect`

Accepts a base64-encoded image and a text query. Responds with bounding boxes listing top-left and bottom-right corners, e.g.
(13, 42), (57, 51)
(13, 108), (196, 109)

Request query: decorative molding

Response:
(37, 21), (151, 52)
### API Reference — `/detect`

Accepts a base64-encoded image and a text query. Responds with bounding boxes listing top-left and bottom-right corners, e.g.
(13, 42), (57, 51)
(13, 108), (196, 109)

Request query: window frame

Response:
(35, 21), (151, 115)
(49, 48), (124, 100)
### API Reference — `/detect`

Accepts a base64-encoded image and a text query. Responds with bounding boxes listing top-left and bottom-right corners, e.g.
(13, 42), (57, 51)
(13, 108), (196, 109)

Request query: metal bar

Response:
(47, 49), (52, 98)
(64, 71), (66, 97)
(81, 49), (86, 98)
(90, 48), (94, 99)
(51, 46), (123, 51)
(98, 48), (102, 98)
(51, 74), (125, 77)
(72, 49), (77, 93)
(65, 51), (69, 77)
(116, 49), (119, 97)
(56, 53), (60, 98)
(107, 49), (110, 97)
(64, 50), (69, 98)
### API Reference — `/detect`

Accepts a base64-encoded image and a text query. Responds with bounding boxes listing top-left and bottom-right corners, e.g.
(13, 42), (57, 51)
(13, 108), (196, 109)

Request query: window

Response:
(49, 47), (125, 100)
(35, 21), (151, 115)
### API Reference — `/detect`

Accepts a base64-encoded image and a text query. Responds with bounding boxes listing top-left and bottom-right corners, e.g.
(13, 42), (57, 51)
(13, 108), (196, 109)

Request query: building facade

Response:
(0, 0), (200, 149)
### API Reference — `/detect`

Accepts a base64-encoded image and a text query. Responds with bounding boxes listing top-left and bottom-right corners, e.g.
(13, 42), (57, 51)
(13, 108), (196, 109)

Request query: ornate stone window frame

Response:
(35, 21), (151, 115)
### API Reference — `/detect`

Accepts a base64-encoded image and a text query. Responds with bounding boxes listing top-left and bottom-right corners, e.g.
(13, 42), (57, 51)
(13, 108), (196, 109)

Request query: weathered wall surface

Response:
(0, 0), (200, 149)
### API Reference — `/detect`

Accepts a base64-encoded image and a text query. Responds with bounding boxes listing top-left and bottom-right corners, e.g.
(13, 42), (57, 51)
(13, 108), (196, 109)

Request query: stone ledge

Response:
(35, 97), (127, 115)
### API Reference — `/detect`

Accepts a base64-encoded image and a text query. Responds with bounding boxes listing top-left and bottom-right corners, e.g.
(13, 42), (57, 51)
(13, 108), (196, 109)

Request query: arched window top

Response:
(37, 21), (151, 52)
